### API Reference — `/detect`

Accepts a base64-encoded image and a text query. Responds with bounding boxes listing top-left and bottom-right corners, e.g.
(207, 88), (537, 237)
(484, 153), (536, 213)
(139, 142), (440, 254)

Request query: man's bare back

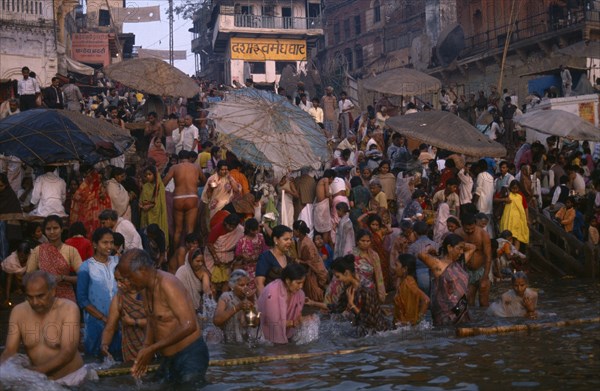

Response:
(315, 178), (330, 202)
(457, 226), (490, 271)
(164, 161), (204, 196)
(163, 118), (178, 137)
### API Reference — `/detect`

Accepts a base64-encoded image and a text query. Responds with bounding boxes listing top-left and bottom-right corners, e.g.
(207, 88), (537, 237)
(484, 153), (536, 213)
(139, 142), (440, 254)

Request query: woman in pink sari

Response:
(257, 263), (307, 344)
(234, 218), (268, 291)
(26, 215), (82, 301)
(204, 212), (245, 293)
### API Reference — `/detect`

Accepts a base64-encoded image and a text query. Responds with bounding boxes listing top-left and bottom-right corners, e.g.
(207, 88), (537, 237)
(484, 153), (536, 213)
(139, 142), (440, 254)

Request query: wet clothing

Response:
(154, 337), (209, 384)
(117, 291), (145, 362)
(328, 281), (391, 337)
(257, 279), (305, 344)
(431, 262), (469, 326)
(394, 276), (423, 325)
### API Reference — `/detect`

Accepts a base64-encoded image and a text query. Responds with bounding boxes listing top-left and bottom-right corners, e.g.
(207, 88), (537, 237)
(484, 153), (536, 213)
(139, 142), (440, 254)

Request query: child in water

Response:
(393, 254), (430, 325)
(487, 271), (537, 319)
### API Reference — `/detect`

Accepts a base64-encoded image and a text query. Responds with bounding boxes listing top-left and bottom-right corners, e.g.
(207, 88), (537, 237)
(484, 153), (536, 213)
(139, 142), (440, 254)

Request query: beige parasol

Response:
(103, 58), (200, 98)
(514, 109), (600, 141)
(386, 111), (507, 157)
(362, 68), (442, 96)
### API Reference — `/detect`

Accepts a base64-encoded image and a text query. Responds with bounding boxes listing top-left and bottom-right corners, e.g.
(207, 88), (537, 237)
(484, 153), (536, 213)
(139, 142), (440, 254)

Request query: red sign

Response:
(71, 33), (110, 66)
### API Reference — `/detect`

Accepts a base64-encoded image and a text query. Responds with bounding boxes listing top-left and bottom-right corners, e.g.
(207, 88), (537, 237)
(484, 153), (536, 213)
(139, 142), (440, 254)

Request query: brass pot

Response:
(244, 308), (261, 328)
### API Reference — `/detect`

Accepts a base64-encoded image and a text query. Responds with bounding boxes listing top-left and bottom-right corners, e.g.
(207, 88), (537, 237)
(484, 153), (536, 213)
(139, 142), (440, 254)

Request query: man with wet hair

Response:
(118, 249), (209, 383)
(1, 271), (96, 386)
(456, 214), (492, 307)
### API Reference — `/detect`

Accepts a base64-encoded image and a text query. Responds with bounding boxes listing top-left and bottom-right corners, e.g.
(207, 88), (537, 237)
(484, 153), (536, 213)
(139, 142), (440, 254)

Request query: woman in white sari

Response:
(106, 167), (131, 221)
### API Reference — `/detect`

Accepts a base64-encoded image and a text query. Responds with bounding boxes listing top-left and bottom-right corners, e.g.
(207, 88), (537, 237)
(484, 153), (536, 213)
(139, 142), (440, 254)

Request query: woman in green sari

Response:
(140, 165), (169, 248)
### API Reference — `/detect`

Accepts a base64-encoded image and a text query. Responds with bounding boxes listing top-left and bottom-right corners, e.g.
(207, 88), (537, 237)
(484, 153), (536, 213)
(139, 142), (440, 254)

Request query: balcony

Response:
(459, 8), (600, 60)
(233, 14), (323, 30)
(0, 0), (54, 23)
(211, 9), (324, 53)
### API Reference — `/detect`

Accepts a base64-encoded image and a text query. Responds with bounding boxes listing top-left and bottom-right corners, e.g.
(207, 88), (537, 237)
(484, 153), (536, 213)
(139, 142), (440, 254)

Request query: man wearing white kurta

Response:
(30, 167), (67, 217)
(172, 115), (199, 153)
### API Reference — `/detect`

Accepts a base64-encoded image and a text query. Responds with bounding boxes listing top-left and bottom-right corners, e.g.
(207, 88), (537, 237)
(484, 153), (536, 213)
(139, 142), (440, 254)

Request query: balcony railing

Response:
(233, 14), (322, 30)
(460, 8), (599, 59)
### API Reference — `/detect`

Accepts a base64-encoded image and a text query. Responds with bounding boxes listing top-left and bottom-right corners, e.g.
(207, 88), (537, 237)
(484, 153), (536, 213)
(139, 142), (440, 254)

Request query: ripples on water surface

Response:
(2, 277), (599, 390)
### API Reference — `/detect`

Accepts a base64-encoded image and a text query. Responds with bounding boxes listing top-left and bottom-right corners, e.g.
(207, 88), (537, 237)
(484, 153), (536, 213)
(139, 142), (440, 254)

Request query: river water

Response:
(2, 277), (599, 390)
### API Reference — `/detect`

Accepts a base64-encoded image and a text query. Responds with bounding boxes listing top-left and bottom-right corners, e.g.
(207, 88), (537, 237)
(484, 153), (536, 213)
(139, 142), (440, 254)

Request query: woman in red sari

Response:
(26, 215), (82, 301)
(69, 165), (112, 239)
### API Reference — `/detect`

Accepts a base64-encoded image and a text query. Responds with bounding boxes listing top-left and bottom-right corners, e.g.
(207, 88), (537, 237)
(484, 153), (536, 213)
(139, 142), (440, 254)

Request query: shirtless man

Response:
(313, 169), (335, 245)
(456, 214), (491, 307)
(1, 271), (94, 386)
(118, 249), (209, 383)
(163, 150), (206, 246)
(163, 113), (179, 155)
(144, 112), (165, 154)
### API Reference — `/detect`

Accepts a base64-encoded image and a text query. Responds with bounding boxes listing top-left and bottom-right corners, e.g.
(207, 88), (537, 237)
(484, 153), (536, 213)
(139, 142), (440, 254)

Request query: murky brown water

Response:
(3, 277), (600, 390)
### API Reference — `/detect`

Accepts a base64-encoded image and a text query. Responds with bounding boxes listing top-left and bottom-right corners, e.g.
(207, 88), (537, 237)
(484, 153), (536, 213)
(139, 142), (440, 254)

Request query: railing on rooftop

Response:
(0, 0), (54, 21)
(460, 8), (599, 59)
(232, 14), (322, 30)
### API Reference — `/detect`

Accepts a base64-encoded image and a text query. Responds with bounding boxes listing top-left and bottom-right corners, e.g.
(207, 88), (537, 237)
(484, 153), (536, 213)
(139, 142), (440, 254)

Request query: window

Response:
(99, 9), (111, 26)
(344, 48), (353, 70)
(248, 62), (266, 74)
(373, 0), (381, 23)
(241, 5), (253, 14)
(276, 61), (296, 75)
(354, 15), (361, 35)
(343, 19), (351, 39)
(333, 22), (341, 44)
(355, 45), (363, 68)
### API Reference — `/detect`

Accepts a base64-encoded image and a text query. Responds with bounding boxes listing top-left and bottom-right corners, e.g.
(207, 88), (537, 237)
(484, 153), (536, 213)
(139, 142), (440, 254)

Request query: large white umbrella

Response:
(208, 88), (330, 179)
(514, 109), (600, 141)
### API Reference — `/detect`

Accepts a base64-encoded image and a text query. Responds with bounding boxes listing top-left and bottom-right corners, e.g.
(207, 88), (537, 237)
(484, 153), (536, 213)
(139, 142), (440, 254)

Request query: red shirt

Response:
(65, 236), (94, 261)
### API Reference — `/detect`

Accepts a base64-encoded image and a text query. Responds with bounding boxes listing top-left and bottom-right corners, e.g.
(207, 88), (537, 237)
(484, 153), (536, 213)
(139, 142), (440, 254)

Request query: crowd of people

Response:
(0, 66), (599, 387)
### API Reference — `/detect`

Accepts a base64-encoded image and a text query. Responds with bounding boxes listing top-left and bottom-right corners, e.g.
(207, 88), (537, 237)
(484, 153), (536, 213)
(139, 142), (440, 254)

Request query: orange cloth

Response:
(229, 168), (250, 195)
(393, 276), (422, 325)
(555, 207), (575, 233)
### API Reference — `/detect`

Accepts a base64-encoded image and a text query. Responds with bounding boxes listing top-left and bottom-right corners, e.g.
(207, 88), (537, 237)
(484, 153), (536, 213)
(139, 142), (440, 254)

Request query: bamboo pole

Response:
(96, 346), (370, 378)
(456, 317), (600, 338)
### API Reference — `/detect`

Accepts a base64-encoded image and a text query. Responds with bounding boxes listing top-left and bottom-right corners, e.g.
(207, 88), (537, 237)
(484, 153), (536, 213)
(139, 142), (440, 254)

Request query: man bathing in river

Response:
(1, 271), (96, 386)
(118, 249), (209, 383)
(456, 214), (492, 307)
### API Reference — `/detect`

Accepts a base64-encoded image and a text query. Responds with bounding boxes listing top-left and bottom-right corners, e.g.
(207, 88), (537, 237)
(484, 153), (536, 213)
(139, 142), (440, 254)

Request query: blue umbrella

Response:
(208, 88), (330, 178)
(0, 109), (134, 166)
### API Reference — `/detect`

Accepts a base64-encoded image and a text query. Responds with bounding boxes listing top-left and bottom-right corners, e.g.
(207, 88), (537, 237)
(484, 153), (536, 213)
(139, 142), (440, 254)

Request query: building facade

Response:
(192, 0), (324, 85)
(318, 0), (600, 104)
(0, 0), (58, 86)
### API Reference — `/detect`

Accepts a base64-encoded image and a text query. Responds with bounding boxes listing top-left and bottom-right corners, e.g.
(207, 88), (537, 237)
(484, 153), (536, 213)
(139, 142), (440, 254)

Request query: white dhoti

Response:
(55, 365), (98, 387)
(313, 198), (332, 233)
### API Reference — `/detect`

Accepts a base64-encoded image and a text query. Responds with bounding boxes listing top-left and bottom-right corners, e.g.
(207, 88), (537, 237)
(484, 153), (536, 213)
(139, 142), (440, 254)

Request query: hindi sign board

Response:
(71, 33), (110, 66)
(230, 38), (307, 61)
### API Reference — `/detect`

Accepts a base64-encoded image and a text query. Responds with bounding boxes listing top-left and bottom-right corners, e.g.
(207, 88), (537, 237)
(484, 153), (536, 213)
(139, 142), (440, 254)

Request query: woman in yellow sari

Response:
(499, 180), (529, 250)
(140, 165), (169, 248)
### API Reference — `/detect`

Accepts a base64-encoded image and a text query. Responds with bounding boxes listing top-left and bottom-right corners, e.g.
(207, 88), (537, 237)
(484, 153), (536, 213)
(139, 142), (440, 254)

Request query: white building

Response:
(0, 0), (58, 87)
(205, 0), (324, 86)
